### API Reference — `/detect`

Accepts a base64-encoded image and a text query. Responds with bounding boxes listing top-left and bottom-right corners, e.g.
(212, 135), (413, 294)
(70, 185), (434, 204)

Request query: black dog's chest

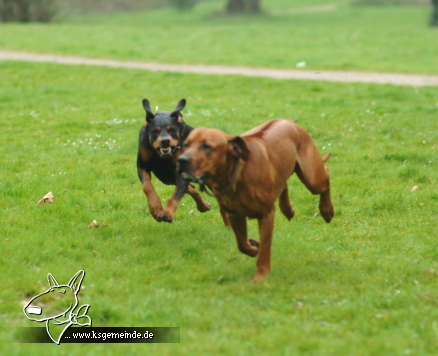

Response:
(137, 119), (193, 187)
(150, 154), (177, 185)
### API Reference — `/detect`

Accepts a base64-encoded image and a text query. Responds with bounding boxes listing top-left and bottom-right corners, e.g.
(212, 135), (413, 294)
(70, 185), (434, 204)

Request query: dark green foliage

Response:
(0, 0), (56, 22)
(168, 0), (197, 11)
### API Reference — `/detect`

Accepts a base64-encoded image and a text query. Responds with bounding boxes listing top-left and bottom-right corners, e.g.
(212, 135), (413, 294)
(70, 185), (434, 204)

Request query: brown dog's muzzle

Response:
(177, 154), (208, 184)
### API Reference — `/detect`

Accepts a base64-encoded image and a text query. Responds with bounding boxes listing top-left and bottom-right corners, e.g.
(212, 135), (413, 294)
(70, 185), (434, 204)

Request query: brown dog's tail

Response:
(322, 152), (332, 163)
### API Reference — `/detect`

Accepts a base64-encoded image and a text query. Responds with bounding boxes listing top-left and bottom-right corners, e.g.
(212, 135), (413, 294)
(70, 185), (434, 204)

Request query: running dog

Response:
(177, 119), (334, 281)
(137, 98), (210, 222)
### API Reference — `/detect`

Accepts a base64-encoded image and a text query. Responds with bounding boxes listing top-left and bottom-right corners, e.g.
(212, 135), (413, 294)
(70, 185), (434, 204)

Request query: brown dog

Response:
(177, 119), (334, 282)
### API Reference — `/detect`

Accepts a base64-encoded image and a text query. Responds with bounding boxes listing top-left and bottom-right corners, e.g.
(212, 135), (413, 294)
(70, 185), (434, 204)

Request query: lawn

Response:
(1, 59), (437, 355)
(0, 0), (437, 74)
(1, 0), (438, 354)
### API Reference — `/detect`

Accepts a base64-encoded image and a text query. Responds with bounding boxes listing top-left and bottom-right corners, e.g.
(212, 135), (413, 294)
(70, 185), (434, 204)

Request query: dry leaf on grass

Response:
(89, 220), (99, 228)
(37, 192), (54, 205)
(423, 268), (437, 277)
(411, 186), (419, 192)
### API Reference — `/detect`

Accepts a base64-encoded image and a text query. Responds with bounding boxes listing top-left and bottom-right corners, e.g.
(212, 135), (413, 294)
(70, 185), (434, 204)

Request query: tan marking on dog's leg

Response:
(279, 186), (295, 221)
(187, 183), (211, 213)
(253, 208), (275, 283)
(141, 170), (163, 221)
(228, 214), (258, 257)
(158, 192), (180, 223)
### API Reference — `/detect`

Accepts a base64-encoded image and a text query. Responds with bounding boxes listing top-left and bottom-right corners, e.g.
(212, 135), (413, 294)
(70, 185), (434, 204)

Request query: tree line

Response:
(0, 0), (436, 26)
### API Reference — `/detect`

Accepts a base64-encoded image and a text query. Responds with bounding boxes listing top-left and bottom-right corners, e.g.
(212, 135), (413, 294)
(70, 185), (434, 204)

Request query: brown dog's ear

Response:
(142, 99), (155, 122)
(228, 136), (249, 161)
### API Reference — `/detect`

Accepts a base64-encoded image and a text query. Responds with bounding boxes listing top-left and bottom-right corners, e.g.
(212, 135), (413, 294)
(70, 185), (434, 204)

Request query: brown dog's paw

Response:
(282, 207), (295, 221)
(319, 204), (334, 223)
(252, 267), (269, 283)
(248, 239), (259, 248)
(197, 201), (211, 213)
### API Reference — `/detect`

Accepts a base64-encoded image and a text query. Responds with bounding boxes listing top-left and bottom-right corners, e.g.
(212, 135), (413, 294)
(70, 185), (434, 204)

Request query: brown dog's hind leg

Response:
(279, 186), (295, 221)
(295, 162), (334, 223)
(253, 208), (275, 283)
(187, 183), (211, 213)
(228, 214), (258, 258)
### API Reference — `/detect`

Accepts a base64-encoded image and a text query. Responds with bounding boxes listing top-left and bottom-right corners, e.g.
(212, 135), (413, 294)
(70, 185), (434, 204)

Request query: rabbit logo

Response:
(23, 270), (92, 344)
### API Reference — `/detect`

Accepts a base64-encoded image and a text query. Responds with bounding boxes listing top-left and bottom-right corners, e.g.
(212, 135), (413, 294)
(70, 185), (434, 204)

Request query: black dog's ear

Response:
(174, 98), (186, 112)
(170, 98), (186, 123)
(228, 136), (249, 161)
(142, 99), (155, 122)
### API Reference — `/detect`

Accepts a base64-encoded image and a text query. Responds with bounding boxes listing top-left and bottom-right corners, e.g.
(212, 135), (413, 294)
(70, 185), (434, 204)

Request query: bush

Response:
(168, 0), (197, 11)
(0, 0), (56, 22)
(0, 0), (168, 22)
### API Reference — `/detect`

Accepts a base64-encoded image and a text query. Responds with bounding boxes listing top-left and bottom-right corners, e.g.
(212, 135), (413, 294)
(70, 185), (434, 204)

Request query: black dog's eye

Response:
(151, 127), (161, 136)
(202, 144), (213, 151)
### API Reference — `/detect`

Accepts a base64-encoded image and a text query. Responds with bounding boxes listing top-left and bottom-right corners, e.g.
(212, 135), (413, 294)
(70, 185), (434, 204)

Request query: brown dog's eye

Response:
(202, 144), (212, 151)
(183, 143), (189, 149)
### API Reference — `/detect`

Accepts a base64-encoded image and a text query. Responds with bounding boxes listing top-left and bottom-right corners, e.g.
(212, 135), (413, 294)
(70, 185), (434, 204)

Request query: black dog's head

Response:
(142, 98), (187, 159)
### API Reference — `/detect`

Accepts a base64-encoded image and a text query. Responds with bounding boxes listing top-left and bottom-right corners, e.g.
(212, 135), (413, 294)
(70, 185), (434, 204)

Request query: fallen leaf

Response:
(423, 268), (437, 277)
(294, 302), (304, 309)
(89, 220), (99, 228)
(411, 186), (419, 192)
(37, 192), (54, 205)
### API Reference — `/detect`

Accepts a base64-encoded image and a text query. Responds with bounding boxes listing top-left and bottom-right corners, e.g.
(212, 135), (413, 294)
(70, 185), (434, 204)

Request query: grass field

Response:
(1, 0), (438, 355)
(0, 0), (437, 74)
(1, 60), (437, 355)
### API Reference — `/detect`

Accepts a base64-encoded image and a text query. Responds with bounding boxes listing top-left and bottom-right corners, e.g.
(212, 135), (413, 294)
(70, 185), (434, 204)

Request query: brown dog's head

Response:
(177, 128), (249, 185)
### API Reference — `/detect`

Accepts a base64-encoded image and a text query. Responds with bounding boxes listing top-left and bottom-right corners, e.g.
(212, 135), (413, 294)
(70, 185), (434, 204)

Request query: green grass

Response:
(0, 0), (437, 74)
(1, 1), (438, 354)
(1, 59), (438, 355)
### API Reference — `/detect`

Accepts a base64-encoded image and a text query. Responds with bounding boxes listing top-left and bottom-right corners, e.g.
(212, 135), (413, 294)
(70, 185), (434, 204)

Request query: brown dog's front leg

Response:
(319, 186), (334, 223)
(186, 183), (211, 213)
(140, 170), (163, 221)
(228, 214), (258, 257)
(253, 208), (275, 283)
(279, 186), (295, 221)
(219, 206), (230, 227)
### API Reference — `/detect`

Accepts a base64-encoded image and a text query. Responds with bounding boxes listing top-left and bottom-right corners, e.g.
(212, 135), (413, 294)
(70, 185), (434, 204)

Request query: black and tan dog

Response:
(137, 98), (211, 222)
(177, 119), (334, 281)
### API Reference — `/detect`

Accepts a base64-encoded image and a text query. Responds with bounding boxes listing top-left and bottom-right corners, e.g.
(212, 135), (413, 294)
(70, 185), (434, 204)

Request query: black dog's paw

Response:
(157, 212), (173, 223)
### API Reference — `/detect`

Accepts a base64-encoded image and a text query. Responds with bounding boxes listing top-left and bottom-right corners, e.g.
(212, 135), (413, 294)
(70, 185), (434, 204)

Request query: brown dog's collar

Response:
(200, 158), (242, 198)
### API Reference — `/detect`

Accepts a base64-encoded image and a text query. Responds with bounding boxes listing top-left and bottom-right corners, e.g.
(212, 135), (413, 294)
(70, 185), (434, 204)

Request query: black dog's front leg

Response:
(156, 176), (189, 223)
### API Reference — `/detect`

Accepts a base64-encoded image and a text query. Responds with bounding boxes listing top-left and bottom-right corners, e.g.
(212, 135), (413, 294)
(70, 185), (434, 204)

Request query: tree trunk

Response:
(431, 0), (438, 26)
(15, 0), (31, 22)
(225, 0), (260, 14)
(0, 0), (14, 21)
